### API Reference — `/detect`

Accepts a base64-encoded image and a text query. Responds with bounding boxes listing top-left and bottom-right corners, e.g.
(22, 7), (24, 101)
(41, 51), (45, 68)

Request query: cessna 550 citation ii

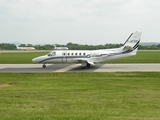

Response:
(32, 31), (142, 69)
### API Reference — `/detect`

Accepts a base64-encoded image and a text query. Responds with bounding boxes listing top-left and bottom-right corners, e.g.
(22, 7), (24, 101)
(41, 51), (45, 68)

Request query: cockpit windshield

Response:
(47, 53), (52, 56)
(47, 51), (56, 56)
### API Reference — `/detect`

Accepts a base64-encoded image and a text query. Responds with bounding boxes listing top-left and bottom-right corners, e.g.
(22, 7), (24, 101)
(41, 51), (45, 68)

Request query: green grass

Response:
(106, 50), (160, 63)
(0, 52), (47, 64)
(0, 51), (160, 64)
(0, 72), (160, 120)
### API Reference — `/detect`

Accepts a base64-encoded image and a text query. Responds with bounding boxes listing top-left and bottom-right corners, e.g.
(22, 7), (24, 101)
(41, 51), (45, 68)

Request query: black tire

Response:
(87, 63), (90, 67)
(42, 64), (46, 68)
(81, 66), (86, 69)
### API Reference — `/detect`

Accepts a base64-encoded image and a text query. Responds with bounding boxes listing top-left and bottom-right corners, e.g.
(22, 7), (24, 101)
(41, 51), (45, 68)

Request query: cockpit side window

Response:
(47, 53), (52, 56)
(47, 51), (56, 56)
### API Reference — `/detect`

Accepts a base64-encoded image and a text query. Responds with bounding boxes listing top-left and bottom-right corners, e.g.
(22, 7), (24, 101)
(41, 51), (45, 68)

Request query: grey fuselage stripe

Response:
(39, 56), (88, 63)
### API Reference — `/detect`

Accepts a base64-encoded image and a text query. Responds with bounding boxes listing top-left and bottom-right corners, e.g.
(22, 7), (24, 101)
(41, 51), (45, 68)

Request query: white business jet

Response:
(32, 31), (142, 69)
(17, 46), (35, 51)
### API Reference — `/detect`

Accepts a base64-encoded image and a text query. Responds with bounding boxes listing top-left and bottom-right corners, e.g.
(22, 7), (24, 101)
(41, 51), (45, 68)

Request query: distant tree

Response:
(19, 44), (26, 47)
(1, 42), (160, 50)
(150, 45), (158, 50)
(157, 44), (160, 48)
(138, 45), (144, 50)
(0, 43), (16, 50)
(27, 44), (33, 47)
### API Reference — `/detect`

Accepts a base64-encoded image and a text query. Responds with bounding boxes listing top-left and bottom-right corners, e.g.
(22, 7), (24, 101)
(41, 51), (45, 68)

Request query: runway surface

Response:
(0, 64), (160, 73)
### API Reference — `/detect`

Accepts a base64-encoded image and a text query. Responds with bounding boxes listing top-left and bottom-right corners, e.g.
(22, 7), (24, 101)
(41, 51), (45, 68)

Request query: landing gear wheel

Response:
(87, 63), (90, 67)
(81, 66), (86, 69)
(42, 64), (46, 68)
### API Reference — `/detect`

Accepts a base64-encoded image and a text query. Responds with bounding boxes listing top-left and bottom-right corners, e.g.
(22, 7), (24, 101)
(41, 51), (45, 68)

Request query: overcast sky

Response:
(0, 0), (160, 45)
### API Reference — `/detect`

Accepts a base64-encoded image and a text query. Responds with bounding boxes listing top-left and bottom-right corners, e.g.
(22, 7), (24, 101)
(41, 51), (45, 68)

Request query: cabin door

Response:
(62, 52), (67, 62)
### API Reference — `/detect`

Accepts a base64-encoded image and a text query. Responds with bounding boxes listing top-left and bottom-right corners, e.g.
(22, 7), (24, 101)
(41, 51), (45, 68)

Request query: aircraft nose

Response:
(32, 58), (39, 63)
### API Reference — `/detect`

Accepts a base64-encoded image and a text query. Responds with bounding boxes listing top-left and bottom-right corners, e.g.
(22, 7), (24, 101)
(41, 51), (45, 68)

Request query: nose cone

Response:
(32, 57), (40, 63)
(32, 55), (46, 63)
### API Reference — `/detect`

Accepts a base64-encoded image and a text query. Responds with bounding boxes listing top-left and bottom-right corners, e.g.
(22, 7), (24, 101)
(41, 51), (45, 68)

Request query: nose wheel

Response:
(42, 64), (46, 68)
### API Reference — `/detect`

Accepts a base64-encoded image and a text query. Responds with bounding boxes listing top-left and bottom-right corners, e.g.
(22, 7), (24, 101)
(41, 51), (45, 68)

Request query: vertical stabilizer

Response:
(16, 45), (19, 49)
(123, 31), (142, 51)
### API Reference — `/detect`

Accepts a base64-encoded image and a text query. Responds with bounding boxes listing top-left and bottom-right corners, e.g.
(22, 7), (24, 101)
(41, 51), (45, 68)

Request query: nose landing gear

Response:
(42, 64), (46, 68)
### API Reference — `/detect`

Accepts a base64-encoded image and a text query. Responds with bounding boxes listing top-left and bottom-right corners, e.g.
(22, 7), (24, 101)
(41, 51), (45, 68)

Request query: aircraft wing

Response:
(87, 61), (95, 65)
(73, 58), (95, 65)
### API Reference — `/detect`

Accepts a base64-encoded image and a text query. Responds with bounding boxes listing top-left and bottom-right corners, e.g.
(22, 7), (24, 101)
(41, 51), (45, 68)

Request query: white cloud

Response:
(0, 0), (160, 44)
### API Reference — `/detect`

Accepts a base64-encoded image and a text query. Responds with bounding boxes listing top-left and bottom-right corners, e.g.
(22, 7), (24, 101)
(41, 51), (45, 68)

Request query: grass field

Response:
(106, 50), (160, 63)
(0, 50), (160, 64)
(0, 72), (160, 120)
(0, 52), (46, 64)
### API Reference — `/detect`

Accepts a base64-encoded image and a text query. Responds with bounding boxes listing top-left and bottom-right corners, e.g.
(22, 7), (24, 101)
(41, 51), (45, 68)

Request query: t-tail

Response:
(122, 31), (142, 55)
(16, 45), (19, 49)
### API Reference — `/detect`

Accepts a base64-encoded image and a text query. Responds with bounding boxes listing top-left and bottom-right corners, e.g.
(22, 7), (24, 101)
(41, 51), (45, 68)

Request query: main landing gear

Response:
(81, 63), (91, 69)
(42, 64), (46, 68)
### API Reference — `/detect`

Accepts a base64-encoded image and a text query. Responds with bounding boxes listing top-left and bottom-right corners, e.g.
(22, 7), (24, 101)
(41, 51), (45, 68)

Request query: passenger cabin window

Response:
(71, 53), (74, 56)
(75, 53), (77, 56)
(83, 53), (86, 56)
(79, 53), (81, 56)
(68, 53), (70, 56)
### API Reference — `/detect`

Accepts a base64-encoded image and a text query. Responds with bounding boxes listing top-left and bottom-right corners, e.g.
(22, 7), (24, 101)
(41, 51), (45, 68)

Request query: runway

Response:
(0, 64), (160, 73)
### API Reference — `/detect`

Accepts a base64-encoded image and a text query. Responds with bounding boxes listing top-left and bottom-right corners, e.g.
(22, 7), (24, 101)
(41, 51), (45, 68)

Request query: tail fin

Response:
(16, 45), (19, 49)
(123, 31), (142, 51)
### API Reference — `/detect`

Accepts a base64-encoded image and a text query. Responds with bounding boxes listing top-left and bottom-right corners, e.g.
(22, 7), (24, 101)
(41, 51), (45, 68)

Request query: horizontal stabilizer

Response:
(123, 46), (134, 51)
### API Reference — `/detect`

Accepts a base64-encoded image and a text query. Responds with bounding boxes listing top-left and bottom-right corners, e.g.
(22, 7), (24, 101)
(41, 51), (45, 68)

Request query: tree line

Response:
(0, 42), (160, 50)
